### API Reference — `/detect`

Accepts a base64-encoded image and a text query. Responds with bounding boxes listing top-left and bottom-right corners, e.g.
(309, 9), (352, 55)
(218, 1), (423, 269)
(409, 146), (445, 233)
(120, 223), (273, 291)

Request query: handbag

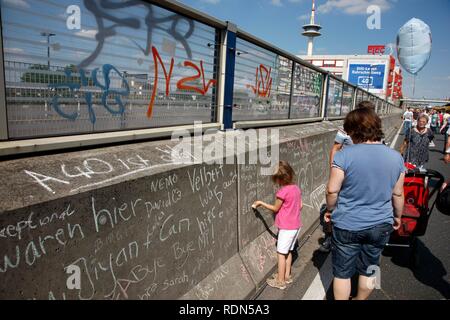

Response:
(436, 184), (450, 216)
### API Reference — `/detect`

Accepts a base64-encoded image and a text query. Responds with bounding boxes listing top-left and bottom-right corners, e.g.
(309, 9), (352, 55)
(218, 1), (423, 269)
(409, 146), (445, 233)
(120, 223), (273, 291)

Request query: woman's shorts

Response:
(331, 223), (393, 279)
(277, 228), (301, 254)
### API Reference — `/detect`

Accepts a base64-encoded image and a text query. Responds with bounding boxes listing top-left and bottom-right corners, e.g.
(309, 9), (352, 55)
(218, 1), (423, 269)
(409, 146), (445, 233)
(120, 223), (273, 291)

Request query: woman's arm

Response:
(428, 128), (435, 141)
(400, 139), (408, 156)
(392, 173), (405, 230)
(326, 167), (345, 212)
(253, 198), (283, 213)
(445, 135), (450, 164)
(329, 143), (343, 167)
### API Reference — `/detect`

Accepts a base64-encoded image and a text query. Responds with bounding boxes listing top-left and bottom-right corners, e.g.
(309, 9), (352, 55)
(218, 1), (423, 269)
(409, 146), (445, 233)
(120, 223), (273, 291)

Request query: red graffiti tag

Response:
(148, 46), (174, 118)
(177, 60), (216, 95)
(147, 46), (216, 119)
(246, 64), (272, 98)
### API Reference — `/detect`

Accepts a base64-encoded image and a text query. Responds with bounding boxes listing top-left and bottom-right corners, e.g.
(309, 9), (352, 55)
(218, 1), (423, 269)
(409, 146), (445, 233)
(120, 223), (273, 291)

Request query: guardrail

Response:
(0, 0), (401, 155)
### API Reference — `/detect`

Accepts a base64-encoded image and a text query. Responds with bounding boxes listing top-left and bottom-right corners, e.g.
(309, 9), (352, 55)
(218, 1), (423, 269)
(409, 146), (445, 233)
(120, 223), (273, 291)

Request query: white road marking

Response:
(390, 123), (404, 150)
(301, 254), (333, 300)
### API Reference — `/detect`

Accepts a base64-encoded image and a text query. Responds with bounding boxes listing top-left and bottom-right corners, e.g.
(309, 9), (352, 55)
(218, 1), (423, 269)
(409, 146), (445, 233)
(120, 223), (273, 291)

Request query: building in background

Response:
(391, 65), (403, 101)
(298, 46), (403, 102)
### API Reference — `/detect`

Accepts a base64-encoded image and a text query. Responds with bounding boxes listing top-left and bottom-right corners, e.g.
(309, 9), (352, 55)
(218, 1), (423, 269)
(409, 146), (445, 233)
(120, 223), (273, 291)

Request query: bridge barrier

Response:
(0, 114), (401, 299)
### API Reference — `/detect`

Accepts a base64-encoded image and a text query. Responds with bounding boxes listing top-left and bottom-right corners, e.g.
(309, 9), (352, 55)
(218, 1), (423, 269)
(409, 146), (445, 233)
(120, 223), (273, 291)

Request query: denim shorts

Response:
(331, 223), (393, 279)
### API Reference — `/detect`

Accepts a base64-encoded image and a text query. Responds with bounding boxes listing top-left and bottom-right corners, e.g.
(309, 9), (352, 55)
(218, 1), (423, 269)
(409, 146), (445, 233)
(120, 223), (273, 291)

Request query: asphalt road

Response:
(368, 130), (450, 300)
(257, 128), (450, 300)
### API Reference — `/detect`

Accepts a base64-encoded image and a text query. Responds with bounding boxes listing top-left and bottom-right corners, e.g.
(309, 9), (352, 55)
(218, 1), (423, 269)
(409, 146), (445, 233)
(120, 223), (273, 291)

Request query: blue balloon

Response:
(396, 18), (432, 75)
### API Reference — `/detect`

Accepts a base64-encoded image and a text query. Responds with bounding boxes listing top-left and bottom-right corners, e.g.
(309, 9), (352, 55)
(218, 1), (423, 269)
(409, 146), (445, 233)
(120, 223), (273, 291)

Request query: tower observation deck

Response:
(302, 0), (322, 56)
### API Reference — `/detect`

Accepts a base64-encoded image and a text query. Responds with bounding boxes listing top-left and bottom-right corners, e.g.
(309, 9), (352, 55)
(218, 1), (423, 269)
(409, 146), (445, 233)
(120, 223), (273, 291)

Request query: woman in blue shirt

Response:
(325, 107), (405, 300)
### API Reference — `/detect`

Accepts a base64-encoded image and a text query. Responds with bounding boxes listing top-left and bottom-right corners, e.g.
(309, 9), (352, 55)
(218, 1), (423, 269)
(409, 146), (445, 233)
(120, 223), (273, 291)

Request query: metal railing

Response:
(0, 0), (401, 155)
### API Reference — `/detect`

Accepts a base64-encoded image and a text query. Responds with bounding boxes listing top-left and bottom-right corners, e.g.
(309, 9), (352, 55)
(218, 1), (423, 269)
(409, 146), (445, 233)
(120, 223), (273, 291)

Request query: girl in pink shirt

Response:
(253, 161), (303, 290)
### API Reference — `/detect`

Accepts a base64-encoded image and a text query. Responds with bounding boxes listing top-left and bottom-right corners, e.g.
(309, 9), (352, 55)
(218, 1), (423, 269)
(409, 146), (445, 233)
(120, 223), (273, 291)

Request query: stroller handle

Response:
(424, 169), (445, 199)
(405, 168), (445, 201)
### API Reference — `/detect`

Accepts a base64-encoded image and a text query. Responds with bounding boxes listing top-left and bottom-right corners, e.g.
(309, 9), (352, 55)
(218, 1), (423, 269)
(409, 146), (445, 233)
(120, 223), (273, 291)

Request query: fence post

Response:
(0, 22), (8, 141)
(288, 63), (295, 119)
(352, 88), (357, 111)
(321, 73), (330, 119)
(221, 22), (237, 130)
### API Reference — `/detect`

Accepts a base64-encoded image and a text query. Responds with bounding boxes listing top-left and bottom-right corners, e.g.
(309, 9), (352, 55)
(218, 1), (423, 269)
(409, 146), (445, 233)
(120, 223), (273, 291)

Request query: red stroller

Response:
(386, 162), (444, 266)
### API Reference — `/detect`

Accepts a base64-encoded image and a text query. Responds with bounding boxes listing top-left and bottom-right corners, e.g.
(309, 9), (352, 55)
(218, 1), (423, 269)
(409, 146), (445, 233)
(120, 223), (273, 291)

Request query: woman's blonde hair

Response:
(271, 161), (295, 186)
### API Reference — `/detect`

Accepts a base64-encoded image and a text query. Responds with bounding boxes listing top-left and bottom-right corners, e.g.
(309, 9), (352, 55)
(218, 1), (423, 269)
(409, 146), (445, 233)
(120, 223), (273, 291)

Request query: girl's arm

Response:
(253, 198), (283, 213)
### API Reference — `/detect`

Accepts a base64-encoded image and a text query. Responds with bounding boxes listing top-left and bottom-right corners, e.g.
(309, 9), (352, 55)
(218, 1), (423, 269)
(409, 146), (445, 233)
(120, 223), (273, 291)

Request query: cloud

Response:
(3, 47), (24, 54)
(200, 0), (220, 4)
(298, 13), (310, 21)
(317, 0), (394, 15)
(270, 0), (283, 6)
(270, 0), (304, 7)
(2, 0), (30, 9)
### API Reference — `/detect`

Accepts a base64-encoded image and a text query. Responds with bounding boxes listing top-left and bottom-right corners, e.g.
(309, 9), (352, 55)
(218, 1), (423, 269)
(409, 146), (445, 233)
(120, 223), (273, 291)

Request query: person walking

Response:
(445, 126), (450, 164)
(325, 108), (405, 300)
(441, 111), (450, 154)
(431, 110), (440, 135)
(438, 111), (444, 133)
(321, 101), (376, 253)
(402, 107), (414, 136)
(401, 115), (435, 167)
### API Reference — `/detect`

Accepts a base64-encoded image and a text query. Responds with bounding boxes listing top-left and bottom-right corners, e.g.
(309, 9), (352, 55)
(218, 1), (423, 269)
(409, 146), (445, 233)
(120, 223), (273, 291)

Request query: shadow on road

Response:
(382, 239), (450, 299)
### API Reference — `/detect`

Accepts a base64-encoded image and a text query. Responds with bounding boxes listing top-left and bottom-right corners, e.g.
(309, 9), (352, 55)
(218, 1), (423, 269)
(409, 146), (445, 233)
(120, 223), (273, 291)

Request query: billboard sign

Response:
(368, 45), (385, 55)
(346, 61), (387, 94)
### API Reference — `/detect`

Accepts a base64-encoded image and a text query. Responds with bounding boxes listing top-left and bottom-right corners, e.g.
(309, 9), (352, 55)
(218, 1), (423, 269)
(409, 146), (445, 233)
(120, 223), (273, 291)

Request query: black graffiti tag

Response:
(80, 0), (195, 68)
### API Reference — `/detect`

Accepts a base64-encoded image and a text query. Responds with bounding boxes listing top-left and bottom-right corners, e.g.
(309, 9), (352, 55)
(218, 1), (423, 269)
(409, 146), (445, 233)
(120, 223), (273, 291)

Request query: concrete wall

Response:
(0, 115), (401, 300)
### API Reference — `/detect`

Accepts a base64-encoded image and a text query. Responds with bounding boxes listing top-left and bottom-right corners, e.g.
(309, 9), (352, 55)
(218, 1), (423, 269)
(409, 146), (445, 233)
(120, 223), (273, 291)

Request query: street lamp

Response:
(40, 32), (56, 69)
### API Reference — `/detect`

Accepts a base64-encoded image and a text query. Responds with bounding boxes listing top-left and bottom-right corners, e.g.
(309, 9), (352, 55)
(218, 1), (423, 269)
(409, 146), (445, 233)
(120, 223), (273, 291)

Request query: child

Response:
(253, 161), (302, 290)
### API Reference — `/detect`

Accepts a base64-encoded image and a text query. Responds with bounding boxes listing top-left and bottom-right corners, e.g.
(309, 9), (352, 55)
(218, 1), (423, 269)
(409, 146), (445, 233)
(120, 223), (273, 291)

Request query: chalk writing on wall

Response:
(0, 164), (238, 300)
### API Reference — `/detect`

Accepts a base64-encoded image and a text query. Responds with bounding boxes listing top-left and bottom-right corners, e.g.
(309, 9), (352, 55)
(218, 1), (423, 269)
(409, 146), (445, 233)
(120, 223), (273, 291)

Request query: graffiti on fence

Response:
(293, 64), (322, 96)
(49, 64), (130, 124)
(48, 47), (217, 122)
(80, 0), (195, 68)
(246, 64), (273, 98)
(147, 46), (216, 118)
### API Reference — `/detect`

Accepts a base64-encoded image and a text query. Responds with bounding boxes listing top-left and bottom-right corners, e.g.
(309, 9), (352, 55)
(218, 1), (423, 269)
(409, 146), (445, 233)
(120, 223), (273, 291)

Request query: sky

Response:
(178, 0), (450, 99)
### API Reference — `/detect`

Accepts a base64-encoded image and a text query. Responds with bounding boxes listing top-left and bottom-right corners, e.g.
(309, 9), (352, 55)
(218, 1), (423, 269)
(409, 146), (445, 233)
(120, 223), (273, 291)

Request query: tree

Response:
(20, 64), (93, 86)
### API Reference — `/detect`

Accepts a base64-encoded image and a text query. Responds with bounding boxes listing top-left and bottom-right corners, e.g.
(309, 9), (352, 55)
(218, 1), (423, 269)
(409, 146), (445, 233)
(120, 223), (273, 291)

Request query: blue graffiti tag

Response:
(92, 64), (130, 116)
(49, 64), (129, 124)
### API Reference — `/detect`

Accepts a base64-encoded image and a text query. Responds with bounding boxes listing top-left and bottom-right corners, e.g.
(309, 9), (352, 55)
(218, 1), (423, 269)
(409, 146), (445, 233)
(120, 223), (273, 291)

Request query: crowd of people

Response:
(402, 107), (450, 165)
(252, 101), (424, 299)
